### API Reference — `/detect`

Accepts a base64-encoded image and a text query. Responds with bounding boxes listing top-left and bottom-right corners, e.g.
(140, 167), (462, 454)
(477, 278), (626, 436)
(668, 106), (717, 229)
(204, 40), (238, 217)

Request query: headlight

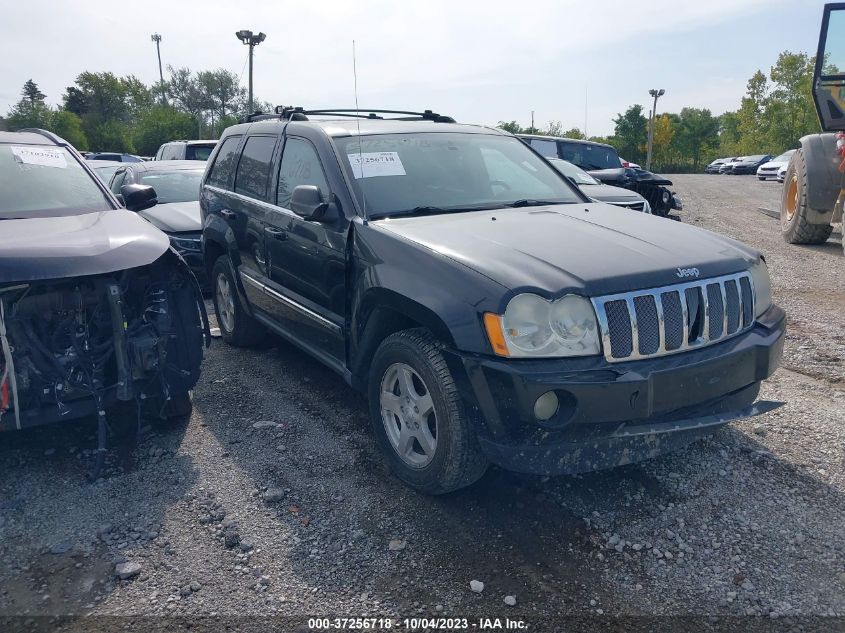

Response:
(661, 190), (671, 204)
(485, 294), (601, 358)
(750, 258), (772, 318)
(170, 235), (202, 252)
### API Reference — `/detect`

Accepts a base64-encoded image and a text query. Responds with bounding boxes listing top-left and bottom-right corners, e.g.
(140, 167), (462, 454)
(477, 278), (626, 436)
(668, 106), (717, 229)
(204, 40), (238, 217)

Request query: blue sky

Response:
(0, 0), (831, 136)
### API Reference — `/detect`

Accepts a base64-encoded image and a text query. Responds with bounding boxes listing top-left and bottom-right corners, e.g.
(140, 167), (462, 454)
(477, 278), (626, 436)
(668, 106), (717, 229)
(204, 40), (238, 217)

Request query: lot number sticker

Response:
(11, 146), (67, 169)
(347, 152), (406, 179)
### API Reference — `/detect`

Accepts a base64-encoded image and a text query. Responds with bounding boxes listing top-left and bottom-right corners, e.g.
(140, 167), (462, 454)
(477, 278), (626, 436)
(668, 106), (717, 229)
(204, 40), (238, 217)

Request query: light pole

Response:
(235, 30), (266, 115)
(151, 33), (166, 104)
(646, 88), (665, 171)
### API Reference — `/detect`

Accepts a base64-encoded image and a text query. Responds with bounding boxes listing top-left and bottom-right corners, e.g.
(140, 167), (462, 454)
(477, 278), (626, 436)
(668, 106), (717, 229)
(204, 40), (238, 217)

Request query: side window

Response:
(529, 139), (558, 158)
(234, 136), (277, 200)
(206, 136), (243, 190)
(277, 138), (330, 209)
(110, 169), (128, 194)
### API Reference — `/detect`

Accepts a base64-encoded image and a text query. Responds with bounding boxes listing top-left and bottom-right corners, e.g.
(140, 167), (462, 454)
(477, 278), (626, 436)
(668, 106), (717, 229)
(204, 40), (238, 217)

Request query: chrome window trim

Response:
(590, 271), (755, 363)
(204, 185), (298, 220)
(239, 269), (342, 334)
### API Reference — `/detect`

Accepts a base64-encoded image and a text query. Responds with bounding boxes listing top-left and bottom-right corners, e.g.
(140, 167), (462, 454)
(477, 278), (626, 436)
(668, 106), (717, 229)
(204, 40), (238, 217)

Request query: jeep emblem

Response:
(676, 267), (700, 279)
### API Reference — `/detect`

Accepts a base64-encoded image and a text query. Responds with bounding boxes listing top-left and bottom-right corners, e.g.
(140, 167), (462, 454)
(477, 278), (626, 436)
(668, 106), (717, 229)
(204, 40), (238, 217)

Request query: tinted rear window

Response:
(0, 144), (113, 219)
(558, 141), (621, 170)
(206, 136), (242, 189)
(234, 136), (277, 200)
(185, 144), (215, 161)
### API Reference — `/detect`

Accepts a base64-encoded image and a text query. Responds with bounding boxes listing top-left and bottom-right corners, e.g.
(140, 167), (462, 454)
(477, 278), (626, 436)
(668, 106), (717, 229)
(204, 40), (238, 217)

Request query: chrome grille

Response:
(591, 271), (755, 363)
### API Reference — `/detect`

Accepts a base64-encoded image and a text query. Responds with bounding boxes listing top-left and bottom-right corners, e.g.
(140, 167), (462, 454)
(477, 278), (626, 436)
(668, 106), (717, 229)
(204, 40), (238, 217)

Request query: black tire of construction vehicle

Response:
(211, 255), (264, 347)
(368, 328), (488, 495)
(164, 391), (193, 421)
(781, 148), (834, 244)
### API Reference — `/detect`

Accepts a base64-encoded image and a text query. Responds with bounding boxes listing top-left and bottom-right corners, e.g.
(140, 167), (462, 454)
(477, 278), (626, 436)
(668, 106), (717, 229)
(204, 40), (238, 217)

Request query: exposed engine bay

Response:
(0, 254), (207, 433)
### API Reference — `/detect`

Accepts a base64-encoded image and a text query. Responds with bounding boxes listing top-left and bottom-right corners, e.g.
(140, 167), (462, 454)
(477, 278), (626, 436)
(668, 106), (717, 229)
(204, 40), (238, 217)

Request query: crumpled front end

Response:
(0, 249), (208, 432)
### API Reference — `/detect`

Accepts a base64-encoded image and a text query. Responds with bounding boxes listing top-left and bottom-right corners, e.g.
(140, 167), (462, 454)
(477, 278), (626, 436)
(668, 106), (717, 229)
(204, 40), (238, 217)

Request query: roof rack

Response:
(244, 107), (456, 124)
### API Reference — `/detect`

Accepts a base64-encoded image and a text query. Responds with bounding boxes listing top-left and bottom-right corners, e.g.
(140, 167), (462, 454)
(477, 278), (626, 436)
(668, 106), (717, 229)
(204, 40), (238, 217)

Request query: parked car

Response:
(108, 160), (207, 289)
(0, 129), (207, 448)
(756, 150), (796, 180)
(705, 158), (733, 174)
(154, 140), (217, 161)
(548, 158), (651, 212)
(730, 154), (773, 175)
(518, 134), (682, 216)
(201, 107), (784, 495)
(86, 152), (144, 163)
(87, 159), (124, 184)
(719, 157), (747, 174)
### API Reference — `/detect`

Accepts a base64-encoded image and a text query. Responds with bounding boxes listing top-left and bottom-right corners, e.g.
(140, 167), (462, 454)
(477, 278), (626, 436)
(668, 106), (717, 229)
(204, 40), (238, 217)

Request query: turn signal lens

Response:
(483, 312), (510, 357)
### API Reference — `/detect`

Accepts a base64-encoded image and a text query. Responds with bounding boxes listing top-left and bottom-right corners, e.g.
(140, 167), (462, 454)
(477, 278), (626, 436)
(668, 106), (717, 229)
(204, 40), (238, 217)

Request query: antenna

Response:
(353, 40), (367, 221)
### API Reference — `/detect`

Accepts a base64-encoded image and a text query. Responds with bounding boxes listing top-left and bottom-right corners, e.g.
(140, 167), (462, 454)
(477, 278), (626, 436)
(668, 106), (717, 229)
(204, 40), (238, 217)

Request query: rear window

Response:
(234, 136), (277, 200)
(185, 144), (215, 161)
(206, 136), (242, 189)
(0, 144), (113, 219)
(558, 141), (621, 170)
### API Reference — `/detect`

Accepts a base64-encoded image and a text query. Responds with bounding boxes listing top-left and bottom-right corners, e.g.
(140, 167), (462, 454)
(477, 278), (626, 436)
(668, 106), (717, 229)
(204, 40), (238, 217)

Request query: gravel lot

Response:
(0, 174), (843, 631)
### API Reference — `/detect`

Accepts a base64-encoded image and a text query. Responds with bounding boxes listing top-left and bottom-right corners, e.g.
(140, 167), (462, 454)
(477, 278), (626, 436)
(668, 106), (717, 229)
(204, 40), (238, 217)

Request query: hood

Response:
(759, 159), (788, 169)
(138, 201), (202, 233)
(374, 203), (758, 297)
(582, 183), (645, 204)
(587, 166), (673, 187)
(0, 210), (169, 283)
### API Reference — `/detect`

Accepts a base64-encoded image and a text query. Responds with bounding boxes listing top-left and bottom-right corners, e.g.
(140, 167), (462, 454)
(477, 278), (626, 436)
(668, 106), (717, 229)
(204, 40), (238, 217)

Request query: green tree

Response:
(674, 107), (719, 170)
(611, 105), (648, 164)
(736, 70), (769, 154)
(497, 120), (524, 134)
(22, 79), (46, 105)
(132, 105), (197, 155)
(562, 127), (586, 139)
(766, 51), (819, 149)
(652, 114), (675, 169)
(50, 110), (88, 150)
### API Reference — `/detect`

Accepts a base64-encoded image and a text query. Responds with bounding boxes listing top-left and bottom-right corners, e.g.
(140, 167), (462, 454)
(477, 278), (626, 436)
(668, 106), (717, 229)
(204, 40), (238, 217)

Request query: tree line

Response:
(2, 68), (272, 156)
(498, 50), (820, 172)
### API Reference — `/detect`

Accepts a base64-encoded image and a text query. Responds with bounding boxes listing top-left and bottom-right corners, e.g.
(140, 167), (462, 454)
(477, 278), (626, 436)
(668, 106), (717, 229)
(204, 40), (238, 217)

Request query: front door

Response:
(266, 136), (346, 364)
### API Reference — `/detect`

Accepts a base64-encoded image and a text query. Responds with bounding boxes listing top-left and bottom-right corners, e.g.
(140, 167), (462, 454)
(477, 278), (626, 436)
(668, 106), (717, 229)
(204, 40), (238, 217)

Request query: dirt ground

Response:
(0, 174), (843, 632)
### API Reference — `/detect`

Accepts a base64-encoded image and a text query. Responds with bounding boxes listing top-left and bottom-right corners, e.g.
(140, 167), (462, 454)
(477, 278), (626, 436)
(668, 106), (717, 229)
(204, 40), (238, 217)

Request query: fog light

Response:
(533, 391), (559, 421)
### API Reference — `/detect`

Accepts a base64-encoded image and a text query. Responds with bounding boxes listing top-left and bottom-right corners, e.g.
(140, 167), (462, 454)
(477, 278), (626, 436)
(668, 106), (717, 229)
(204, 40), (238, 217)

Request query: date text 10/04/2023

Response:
(307, 617), (529, 630)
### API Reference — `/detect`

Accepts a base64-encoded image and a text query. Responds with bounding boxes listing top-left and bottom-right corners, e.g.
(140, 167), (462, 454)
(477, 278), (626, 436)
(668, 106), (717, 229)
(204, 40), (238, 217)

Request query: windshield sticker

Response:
(347, 152), (406, 179)
(11, 146), (67, 169)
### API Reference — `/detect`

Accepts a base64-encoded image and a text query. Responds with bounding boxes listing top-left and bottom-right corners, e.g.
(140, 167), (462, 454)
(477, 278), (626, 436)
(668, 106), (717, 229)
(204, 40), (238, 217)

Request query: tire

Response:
(164, 391), (193, 420)
(211, 255), (265, 347)
(368, 328), (488, 494)
(757, 176), (765, 181)
(781, 148), (834, 245)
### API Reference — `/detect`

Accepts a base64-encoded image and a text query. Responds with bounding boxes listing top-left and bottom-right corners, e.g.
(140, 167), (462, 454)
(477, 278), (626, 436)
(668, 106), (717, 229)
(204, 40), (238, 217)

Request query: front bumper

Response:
(446, 305), (785, 475)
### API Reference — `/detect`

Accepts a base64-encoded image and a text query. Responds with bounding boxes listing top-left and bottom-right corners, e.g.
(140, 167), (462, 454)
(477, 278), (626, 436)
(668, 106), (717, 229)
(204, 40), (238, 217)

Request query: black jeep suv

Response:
(201, 108), (785, 494)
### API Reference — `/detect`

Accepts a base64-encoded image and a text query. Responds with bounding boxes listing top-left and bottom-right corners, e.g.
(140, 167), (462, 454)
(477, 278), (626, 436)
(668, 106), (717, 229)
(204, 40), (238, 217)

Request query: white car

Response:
(757, 150), (796, 181)
(777, 164), (787, 183)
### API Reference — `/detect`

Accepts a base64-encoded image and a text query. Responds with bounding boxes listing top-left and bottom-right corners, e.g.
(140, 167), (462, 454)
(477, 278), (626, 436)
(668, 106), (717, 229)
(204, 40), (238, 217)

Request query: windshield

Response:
(548, 158), (600, 185)
(0, 144), (113, 219)
(334, 133), (581, 218)
(558, 141), (622, 170)
(745, 155), (767, 161)
(140, 170), (203, 203)
(92, 164), (121, 183)
(185, 144), (215, 161)
(773, 151), (795, 162)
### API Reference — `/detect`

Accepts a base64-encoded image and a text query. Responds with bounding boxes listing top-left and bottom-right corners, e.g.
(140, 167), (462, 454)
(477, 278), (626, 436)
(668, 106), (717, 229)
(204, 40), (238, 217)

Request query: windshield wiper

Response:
(506, 199), (568, 208)
(368, 205), (487, 220)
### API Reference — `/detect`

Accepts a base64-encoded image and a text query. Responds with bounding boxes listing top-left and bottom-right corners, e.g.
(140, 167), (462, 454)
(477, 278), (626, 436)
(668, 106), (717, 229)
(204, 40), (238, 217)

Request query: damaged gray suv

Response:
(0, 130), (207, 454)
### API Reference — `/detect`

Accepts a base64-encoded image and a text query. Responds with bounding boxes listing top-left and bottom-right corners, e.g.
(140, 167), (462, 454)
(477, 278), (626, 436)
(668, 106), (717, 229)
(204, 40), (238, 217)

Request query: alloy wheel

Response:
(379, 362), (438, 468)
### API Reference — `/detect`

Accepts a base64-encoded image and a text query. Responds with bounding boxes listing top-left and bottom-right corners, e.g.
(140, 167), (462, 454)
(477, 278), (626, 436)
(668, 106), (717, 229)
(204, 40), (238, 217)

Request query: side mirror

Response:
(121, 184), (157, 212)
(290, 185), (337, 222)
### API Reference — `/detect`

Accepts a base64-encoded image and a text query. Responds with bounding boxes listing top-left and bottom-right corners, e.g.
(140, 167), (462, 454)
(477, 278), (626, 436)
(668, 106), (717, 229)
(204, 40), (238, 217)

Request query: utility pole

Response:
(530, 110), (535, 132)
(646, 88), (665, 171)
(151, 33), (165, 104)
(236, 30), (267, 115)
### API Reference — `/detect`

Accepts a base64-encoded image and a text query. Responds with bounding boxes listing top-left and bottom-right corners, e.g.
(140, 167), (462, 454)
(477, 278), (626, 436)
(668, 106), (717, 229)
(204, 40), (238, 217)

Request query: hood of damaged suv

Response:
(139, 201), (202, 233)
(588, 167), (673, 187)
(375, 203), (758, 296)
(0, 210), (170, 283)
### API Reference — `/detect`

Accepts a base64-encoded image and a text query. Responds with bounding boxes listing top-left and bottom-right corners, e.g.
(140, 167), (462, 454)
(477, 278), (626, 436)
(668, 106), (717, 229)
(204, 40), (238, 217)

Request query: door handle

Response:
(265, 227), (288, 241)
(220, 209), (236, 220)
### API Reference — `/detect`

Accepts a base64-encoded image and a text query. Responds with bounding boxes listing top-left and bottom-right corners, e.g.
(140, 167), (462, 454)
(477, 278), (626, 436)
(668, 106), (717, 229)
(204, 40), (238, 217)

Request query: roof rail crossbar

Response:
(261, 107), (456, 123)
